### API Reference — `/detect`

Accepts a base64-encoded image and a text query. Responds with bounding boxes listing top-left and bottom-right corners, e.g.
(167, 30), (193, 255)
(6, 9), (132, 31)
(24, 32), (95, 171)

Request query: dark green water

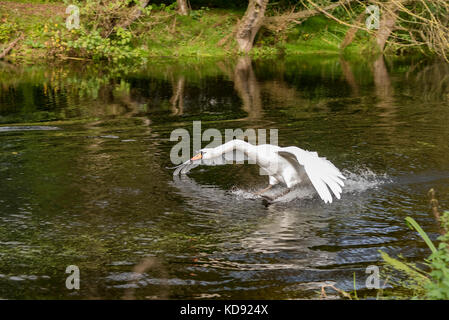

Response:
(0, 56), (448, 299)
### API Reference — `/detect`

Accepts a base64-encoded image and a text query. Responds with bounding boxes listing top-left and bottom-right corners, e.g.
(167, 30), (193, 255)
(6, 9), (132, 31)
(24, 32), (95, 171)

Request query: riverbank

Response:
(0, 0), (378, 65)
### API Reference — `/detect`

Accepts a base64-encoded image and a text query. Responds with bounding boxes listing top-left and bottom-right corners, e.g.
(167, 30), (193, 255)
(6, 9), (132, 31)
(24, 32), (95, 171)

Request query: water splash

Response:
(230, 167), (391, 203)
(342, 167), (391, 193)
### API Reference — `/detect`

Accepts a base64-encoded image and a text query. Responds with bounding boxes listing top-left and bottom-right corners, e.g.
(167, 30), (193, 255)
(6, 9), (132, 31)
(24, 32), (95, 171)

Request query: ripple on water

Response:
(0, 126), (61, 132)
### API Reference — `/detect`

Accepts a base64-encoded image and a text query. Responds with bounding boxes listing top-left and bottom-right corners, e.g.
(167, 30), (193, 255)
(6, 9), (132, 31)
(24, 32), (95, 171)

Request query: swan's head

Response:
(190, 148), (214, 161)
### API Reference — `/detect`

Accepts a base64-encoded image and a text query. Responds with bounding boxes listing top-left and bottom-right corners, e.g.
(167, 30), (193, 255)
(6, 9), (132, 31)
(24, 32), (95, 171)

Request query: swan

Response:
(171, 139), (345, 203)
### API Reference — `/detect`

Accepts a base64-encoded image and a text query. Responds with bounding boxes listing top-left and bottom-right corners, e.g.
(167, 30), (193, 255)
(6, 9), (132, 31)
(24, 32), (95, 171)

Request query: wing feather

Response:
(277, 147), (345, 203)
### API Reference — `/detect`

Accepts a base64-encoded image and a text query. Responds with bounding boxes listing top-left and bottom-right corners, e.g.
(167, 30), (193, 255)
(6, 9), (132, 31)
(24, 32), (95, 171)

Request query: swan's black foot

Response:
(262, 198), (272, 207)
(260, 194), (274, 206)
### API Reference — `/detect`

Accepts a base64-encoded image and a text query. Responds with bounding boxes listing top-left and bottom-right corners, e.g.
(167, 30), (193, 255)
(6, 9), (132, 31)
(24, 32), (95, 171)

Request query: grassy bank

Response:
(0, 0), (373, 64)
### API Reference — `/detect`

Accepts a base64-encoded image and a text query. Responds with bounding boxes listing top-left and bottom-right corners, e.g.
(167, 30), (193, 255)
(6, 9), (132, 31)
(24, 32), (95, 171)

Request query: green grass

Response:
(280, 16), (372, 57)
(141, 9), (240, 57)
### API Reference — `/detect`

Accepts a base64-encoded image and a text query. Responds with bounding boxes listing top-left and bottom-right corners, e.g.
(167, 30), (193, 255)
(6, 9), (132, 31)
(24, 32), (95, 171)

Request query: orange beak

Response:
(190, 153), (202, 161)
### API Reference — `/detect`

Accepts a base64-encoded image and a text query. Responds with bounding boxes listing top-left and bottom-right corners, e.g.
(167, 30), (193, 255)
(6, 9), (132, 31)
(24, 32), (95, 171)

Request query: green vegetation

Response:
(281, 16), (367, 56)
(0, 1), (239, 62)
(1, 0), (448, 64)
(378, 213), (449, 299)
(426, 222), (449, 299)
(0, 0), (418, 64)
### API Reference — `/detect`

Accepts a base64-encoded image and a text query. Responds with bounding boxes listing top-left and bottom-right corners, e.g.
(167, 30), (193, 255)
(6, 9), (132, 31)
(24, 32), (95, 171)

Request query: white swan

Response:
(172, 139), (345, 203)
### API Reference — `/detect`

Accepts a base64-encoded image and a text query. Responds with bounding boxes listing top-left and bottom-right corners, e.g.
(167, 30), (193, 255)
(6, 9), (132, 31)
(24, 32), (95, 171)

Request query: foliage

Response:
(405, 216), (437, 254)
(2, 0), (449, 62)
(425, 211), (449, 299)
(66, 27), (146, 62)
(388, 0), (449, 61)
(0, 0), (364, 62)
(55, 1), (229, 61)
(189, 6), (210, 20)
(58, 0), (149, 62)
(380, 251), (430, 298)
(151, 1), (177, 13)
(0, 18), (18, 43)
(381, 213), (449, 299)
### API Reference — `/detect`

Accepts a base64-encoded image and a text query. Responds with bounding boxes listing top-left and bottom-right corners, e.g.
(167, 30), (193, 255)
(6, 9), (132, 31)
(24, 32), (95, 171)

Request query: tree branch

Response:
(0, 33), (23, 60)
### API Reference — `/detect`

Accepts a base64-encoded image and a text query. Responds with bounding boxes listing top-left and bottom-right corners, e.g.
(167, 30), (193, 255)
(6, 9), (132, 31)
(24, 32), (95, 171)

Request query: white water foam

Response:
(341, 167), (391, 193)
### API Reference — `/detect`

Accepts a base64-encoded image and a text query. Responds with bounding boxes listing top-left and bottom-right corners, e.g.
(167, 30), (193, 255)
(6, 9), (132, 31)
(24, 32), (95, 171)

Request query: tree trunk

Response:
(372, 54), (397, 141)
(340, 11), (365, 50)
(170, 76), (185, 115)
(233, 56), (262, 119)
(236, 0), (269, 53)
(177, 0), (189, 16)
(339, 57), (359, 96)
(376, 3), (398, 52)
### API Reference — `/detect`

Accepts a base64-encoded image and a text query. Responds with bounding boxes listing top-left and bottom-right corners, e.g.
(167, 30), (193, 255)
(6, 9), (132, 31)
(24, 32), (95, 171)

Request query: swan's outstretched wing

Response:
(277, 147), (345, 203)
(172, 149), (248, 175)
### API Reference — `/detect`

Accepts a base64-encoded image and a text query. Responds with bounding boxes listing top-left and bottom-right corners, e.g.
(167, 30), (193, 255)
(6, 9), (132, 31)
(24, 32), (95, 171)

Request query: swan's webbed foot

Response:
(262, 198), (272, 207)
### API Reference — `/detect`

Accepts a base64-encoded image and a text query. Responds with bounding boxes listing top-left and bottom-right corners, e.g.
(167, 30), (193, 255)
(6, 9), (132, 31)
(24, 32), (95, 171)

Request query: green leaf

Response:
(405, 217), (437, 254)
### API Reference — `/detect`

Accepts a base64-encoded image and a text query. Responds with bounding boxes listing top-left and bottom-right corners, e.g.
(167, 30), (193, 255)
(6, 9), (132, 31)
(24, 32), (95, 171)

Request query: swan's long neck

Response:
(212, 139), (257, 159)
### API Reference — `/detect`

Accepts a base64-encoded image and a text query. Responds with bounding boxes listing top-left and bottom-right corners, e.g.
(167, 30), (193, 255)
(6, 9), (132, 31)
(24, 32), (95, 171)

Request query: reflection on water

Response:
(0, 56), (449, 299)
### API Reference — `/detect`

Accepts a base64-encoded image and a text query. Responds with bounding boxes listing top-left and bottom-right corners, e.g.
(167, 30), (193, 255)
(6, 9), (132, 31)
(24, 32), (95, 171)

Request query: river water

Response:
(0, 56), (448, 299)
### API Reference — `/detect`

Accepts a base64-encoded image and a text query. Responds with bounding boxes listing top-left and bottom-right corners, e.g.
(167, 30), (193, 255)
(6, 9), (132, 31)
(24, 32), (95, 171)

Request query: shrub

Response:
(426, 211), (449, 299)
